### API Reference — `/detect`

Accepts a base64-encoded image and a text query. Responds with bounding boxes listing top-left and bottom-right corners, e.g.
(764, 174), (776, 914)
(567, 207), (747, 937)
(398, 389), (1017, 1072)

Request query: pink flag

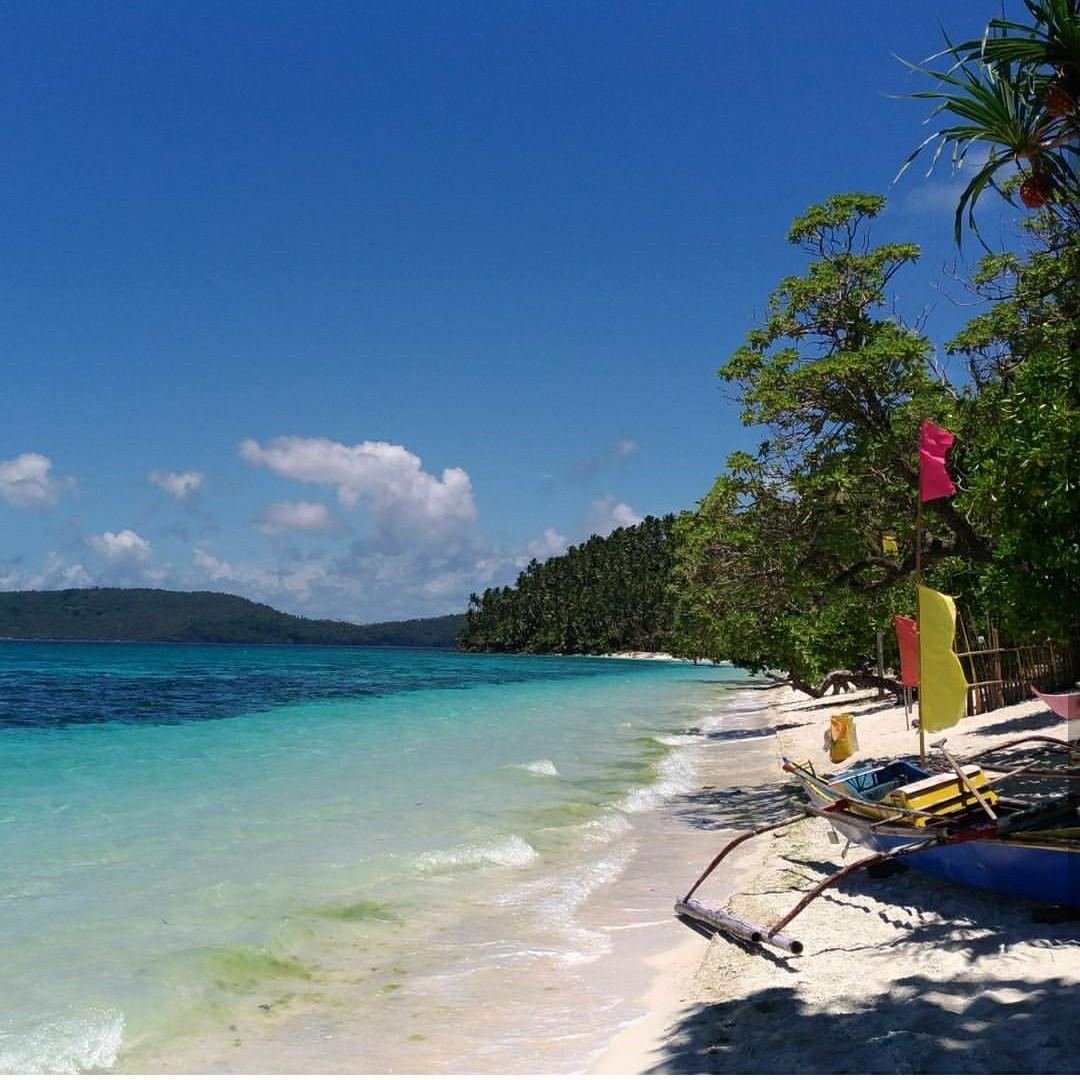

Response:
(919, 420), (956, 502)
(893, 615), (919, 688)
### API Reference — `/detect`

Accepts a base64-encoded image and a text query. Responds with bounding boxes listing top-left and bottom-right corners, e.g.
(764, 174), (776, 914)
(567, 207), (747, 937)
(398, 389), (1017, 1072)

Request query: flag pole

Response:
(915, 493), (926, 766)
(913, 418), (962, 767)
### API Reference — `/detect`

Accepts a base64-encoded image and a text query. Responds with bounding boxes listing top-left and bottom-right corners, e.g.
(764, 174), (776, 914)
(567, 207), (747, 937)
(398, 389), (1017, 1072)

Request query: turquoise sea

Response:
(0, 642), (751, 1073)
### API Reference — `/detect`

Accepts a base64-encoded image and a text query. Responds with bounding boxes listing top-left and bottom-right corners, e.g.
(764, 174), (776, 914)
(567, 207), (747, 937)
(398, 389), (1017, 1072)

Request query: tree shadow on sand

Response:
(646, 969), (1079, 1073)
(669, 781), (803, 833)
(972, 705), (1062, 738)
(653, 839), (1080, 1073)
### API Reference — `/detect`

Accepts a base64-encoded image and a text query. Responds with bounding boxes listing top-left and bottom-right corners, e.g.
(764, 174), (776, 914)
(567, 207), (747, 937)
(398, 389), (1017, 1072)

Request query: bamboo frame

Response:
(949, 634), (1077, 717)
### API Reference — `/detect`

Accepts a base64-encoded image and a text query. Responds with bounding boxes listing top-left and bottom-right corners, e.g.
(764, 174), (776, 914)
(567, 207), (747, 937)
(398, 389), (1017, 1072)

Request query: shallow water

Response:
(0, 642), (749, 1072)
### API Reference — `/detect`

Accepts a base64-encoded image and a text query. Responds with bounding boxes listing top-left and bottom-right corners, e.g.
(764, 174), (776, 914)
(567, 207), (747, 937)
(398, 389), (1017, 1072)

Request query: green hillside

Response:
(0, 589), (464, 647)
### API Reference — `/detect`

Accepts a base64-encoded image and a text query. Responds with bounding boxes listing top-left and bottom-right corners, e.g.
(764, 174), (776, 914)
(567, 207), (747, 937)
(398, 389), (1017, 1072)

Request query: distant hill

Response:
(0, 589), (465, 648)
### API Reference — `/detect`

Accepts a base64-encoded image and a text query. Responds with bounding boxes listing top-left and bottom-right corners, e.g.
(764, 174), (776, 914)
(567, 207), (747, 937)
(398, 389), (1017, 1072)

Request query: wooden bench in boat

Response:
(881, 765), (997, 816)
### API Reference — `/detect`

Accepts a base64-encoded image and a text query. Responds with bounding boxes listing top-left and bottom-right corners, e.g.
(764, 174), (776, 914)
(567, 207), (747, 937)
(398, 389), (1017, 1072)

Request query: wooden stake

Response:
(876, 631), (886, 698)
(956, 612), (980, 714)
(990, 621), (1004, 710)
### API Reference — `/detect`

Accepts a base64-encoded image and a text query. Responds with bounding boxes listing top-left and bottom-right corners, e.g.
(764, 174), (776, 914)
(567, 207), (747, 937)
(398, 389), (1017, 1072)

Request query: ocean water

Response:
(0, 642), (750, 1073)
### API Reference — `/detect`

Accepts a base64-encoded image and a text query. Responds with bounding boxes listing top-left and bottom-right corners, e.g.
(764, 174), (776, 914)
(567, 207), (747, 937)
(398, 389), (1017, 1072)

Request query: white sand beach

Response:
(592, 686), (1079, 1074)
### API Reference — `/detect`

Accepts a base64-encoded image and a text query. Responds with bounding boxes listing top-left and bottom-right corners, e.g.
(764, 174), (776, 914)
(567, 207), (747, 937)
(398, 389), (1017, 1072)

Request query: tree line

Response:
(458, 515), (679, 654)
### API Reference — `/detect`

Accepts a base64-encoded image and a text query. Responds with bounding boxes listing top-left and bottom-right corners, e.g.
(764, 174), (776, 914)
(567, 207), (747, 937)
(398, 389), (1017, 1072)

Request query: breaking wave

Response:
(616, 746), (698, 813)
(413, 835), (540, 873)
(507, 759), (560, 777)
(0, 1007), (124, 1074)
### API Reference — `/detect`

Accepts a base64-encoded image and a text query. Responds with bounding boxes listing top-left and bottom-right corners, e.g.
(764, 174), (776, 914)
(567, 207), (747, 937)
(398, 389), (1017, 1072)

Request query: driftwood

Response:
(789, 669), (902, 699)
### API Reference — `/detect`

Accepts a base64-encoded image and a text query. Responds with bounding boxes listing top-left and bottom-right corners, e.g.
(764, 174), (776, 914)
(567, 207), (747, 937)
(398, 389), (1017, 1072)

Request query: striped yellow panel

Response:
(883, 767), (997, 815)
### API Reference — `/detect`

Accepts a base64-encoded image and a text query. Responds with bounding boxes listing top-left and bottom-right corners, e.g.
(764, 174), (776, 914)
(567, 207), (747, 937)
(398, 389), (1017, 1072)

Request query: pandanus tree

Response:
(899, 0), (1080, 243)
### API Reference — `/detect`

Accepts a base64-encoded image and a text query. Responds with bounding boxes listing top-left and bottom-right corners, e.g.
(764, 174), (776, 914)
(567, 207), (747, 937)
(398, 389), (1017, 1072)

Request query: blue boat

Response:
(784, 756), (1080, 909)
(675, 751), (1078, 955)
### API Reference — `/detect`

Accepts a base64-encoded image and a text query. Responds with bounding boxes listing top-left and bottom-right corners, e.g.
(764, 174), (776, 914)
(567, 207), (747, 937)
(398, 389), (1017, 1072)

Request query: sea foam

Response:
(413, 835), (540, 873)
(495, 841), (638, 963)
(616, 746), (698, 813)
(0, 1008), (124, 1074)
(507, 759), (560, 777)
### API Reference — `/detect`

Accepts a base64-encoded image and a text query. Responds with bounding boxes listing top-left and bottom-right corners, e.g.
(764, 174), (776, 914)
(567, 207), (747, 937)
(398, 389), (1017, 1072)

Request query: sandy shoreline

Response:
(593, 686), (1079, 1074)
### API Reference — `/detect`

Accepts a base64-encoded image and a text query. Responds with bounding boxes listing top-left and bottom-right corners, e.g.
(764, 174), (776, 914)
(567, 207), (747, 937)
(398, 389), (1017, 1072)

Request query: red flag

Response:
(919, 420), (956, 502)
(893, 614), (919, 688)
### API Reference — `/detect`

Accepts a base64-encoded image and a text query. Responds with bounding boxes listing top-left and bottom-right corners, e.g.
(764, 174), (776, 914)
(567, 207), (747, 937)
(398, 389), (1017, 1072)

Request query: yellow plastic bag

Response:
(827, 712), (859, 764)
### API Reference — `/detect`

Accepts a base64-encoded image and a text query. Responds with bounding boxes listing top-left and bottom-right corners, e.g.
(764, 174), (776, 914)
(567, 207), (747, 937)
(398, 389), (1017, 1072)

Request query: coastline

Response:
(598, 651), (726, 663)
(592, 686), (1079, 1074)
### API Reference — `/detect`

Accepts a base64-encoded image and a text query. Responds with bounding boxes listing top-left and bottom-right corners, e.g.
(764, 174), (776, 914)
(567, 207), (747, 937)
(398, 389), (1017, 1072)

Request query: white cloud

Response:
(899, 148), (1007, 217)
(193, 549), (343, 610)
(254, 500), (334, 535)
(0, 452), (66, 508)
(527, 527), (570, 560)
(149, 469), (204, 500)
(194, 547), (300, 593)
(611, 437), (638, 462)
(89, 529), (151, 562)
(331, 541), (518, 619)
(902, 177), (970, 215)
(46, 555), (93, 587)
(239, 436), (476, 547)
(584, 495), (643, 538)
(0, 552), (92, 590)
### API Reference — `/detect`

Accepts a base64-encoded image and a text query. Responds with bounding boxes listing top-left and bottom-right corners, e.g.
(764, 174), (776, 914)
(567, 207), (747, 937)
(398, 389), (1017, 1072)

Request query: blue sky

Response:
(1, 0), (1022, 622)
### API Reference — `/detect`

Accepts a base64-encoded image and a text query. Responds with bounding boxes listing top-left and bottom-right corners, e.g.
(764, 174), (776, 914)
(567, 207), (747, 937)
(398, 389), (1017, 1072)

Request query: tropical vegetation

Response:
(672, 191), (1077, 693)
(899, 0), (1080, 242)
(458, 516), (679, 654)
(459, 1), (1078, 693)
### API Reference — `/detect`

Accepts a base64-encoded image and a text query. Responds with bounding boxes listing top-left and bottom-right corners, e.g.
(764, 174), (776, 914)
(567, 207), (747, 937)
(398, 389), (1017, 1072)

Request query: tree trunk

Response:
(789, 669), (903, 699)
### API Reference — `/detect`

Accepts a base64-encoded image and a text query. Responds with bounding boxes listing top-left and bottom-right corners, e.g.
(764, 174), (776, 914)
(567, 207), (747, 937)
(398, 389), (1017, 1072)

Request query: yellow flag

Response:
(917, 585), (968, 732)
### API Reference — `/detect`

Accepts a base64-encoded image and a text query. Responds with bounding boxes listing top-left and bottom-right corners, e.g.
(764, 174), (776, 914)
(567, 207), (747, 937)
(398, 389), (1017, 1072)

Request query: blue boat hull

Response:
(836, 821), (1078, 908)
(792, 762), (1079, 908)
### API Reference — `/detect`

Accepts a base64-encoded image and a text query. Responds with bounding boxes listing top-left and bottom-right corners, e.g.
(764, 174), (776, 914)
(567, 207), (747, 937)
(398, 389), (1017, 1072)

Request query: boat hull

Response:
(827, 817), (1078, 907)
(792, 764), (1079, 908)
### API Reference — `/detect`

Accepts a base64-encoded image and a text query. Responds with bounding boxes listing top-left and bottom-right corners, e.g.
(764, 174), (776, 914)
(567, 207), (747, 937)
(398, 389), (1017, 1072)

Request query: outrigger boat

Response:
(784, 748), (1080, 908)
(675, 735), (1079, 955)
(676, 422), (1080, 954)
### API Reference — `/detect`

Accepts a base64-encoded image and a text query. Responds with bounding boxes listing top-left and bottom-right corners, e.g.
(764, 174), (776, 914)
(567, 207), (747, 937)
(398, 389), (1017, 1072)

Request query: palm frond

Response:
(897, 0), (1080, 243)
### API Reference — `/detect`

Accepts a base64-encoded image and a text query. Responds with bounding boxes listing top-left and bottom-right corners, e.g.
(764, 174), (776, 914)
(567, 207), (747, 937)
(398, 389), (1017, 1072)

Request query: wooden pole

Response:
(931, 739), (998, 821)
(990, 621), (1004, 710)
(680, 812), (812, 902)
(956, 613), (977, 713)
(915, 497), (926, 765)
(766, 836), (944, 939)
(876, 631), (886, 698)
